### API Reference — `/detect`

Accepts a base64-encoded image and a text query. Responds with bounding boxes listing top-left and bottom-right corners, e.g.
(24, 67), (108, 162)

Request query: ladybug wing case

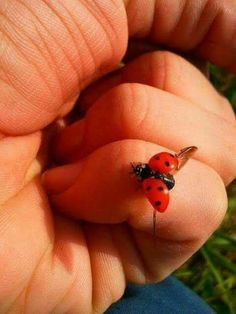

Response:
(142, 177), (169, 213)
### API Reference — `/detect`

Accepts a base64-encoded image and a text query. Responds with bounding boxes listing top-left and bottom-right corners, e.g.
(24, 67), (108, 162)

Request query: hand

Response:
(0, 1), (236, 313)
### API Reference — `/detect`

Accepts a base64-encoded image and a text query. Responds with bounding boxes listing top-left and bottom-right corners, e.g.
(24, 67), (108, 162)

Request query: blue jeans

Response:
(105, 276), (215, 314)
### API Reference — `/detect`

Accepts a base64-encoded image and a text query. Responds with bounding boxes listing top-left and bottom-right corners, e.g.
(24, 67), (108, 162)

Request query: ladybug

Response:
(132, 146), (198, 234)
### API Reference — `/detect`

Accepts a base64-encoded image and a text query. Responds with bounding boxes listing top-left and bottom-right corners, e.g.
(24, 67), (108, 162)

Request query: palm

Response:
(0, 1), (236, 313)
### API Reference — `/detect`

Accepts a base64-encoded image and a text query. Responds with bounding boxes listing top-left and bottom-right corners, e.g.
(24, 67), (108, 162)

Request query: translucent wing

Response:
(175, 146), (198, 170)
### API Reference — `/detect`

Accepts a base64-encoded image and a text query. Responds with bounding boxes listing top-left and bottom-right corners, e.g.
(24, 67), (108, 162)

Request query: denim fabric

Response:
(105, 276), (215, 314)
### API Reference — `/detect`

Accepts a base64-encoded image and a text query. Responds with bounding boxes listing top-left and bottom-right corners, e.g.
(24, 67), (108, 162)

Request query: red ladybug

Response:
(132, 146), (197, 234)
(132, 152), (178, 213)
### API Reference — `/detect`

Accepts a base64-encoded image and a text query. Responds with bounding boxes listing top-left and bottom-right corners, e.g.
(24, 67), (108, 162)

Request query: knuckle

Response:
(148, 50), (184, 90)
(119, 84), (150, 133)
(103, 83), (152, 136)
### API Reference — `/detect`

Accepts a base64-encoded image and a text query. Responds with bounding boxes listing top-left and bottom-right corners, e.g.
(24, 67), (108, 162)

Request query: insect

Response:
(132, 146), (198, 235)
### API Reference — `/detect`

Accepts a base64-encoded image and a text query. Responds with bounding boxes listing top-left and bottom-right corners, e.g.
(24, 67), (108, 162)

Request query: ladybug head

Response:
(149, 152), (179, 174)
(131, 163), (153, 181)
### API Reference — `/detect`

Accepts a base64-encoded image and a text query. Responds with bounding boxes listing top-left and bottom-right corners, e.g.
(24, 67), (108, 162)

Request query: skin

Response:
(0, 1), (236, 313)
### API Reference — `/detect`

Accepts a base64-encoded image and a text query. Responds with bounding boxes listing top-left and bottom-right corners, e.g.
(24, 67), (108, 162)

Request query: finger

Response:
(54, 83), (236, 185)
(0, 1), (127, 134)
(79, 51), (235, 122)
(43, 139), (227, 277)
(124, 0), (236, 73)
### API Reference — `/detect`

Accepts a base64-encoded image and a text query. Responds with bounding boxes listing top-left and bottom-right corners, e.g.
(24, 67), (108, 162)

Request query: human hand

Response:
(0, 1), (236, 313)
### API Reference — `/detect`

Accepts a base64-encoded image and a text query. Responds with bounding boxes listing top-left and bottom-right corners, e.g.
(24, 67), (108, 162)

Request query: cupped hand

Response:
(0, 1), (236, 313)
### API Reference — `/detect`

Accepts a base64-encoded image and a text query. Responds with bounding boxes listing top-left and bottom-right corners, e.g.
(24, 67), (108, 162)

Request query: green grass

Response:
(175, 66), (236, 314)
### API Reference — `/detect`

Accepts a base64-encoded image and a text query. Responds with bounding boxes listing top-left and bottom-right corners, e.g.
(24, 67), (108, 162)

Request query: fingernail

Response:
(53, 119), (85, 161)
(42, 160), (84, 195)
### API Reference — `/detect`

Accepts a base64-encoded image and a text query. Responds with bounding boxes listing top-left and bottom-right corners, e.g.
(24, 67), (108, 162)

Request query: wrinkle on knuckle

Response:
(115, 83), (152, 137)
(0, 13), (9, 60)
(150, 51), (179, 91)
(34, 0), (80, 90)
(58, 0), (97, 82)
(78, 0), (126, 77)
(88, 1), (115, 59)
(0, 3), (64, 105)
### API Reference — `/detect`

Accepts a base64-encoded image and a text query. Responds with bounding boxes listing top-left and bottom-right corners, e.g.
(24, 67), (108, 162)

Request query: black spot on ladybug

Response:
(158, 186), (163, 191)
(146, 186), (152, 191)
(154, 200), (161, 206)
(165, 161), (170, 167)
(155, 156), (160, 160)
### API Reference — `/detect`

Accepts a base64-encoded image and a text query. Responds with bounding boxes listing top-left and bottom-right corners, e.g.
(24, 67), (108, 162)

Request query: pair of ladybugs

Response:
(132, 146), (197, 234)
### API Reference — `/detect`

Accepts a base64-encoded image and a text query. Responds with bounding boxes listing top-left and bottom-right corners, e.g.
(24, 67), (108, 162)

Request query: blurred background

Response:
(175, 66), (236, 314)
